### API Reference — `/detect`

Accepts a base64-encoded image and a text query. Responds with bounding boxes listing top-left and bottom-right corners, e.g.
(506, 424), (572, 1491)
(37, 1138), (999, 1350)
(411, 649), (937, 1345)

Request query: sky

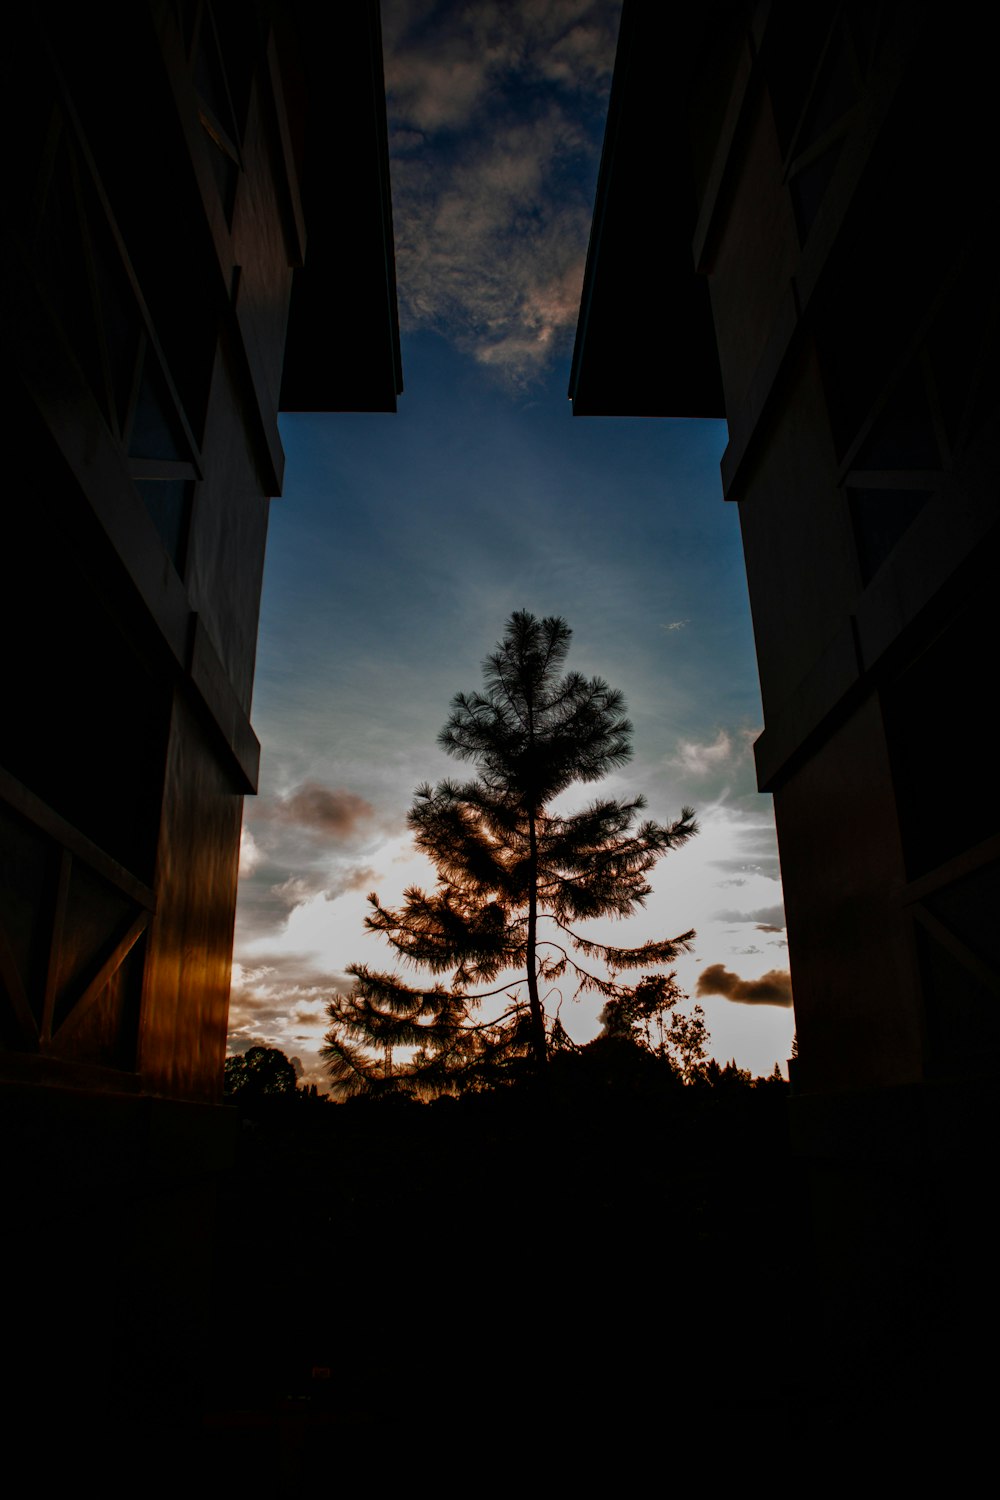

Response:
(229, 0), (795, 1088)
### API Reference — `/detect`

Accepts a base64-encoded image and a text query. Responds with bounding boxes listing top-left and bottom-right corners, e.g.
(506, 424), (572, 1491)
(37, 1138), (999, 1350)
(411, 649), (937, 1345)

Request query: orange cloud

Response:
(696, 964), (793, 1007)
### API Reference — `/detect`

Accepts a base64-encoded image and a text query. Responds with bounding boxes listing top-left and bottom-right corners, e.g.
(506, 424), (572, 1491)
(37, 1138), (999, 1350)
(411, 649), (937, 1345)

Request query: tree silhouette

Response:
(323, 611), (697, 1097)
(224, 1045), (298, 1099)
(599, 973), (710, 1081)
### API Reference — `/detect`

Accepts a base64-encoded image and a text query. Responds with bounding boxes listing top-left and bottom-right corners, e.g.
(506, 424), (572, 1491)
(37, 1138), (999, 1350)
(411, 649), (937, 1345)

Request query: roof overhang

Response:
(569, 1), (724, 418)
(280, 0), (402, 413)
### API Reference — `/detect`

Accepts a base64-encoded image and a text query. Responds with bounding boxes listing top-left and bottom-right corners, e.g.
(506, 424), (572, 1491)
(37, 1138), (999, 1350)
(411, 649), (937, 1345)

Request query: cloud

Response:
(384, 1), (619, 129)
(392, 114), (592, 384)
(389, 51), (489, 133)
(270, 874), (320, 911)
(714, 903), (786, 929)
(233, 777), (391, 941)
(233, 956), (355, 995)
(227, 955), (359, 1091)
(238, 826), (263, 877)
(272, 783), (376, 841)
(237, 860), (381, 939)
(275, 864), (376, 919)
(336, 864), (379, 894)
(711, 856), (782, 882)
(290, 1003), (327, 1026)
(383, 0), (621, 384)
(228, 960), (351, 1039)
(696, 964), (793, 1007)
(272, 864), (377, 913)
(672, 729), (734, 777)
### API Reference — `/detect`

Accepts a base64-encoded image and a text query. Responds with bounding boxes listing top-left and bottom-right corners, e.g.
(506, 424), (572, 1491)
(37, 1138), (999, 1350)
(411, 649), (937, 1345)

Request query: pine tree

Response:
(323, 611), (698, 1097)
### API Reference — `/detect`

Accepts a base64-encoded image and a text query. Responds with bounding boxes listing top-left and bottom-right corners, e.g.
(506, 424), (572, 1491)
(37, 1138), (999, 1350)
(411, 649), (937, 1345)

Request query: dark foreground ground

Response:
(205, 1062), (807, 1482)
(9, 1054), (993, 1485)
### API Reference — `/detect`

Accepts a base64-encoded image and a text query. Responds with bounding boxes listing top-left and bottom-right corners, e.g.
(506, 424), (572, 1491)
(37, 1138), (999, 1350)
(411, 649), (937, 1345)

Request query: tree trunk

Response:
(526, 805), (547, 1068)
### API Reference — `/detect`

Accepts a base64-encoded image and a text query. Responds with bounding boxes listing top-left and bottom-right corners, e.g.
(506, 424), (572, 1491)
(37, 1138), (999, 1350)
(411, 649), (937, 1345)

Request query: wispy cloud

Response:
(711, 857), (782, 882)
(228, 956), (355, 1087)
(384, 1), (619, 131)
(672, 728), (734, 777)
(714, 903), (786, 929)
(696, 964), (793, 1007)
(384, 0), (621, 384)
(238, 826), (263, 877)
(236, 864), (375, 940)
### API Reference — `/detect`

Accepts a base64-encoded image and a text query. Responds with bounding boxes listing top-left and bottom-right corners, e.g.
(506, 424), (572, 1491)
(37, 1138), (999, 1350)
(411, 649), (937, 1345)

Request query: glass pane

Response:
(134, 478), (191, 570)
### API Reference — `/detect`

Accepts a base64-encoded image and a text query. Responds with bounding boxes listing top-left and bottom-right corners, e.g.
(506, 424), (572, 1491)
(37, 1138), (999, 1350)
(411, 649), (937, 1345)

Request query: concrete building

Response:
(1, 0), (399, 1443)
(572, 0), (997, 1432)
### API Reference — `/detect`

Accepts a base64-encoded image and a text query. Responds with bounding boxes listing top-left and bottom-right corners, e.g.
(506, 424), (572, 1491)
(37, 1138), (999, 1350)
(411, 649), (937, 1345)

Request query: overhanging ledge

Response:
(569, 1), (725, 420)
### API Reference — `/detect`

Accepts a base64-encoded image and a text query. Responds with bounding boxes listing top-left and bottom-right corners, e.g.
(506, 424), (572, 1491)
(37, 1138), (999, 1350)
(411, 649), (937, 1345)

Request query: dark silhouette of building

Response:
(572, 0), (998, 1436)
(1, 0), (399, 1445)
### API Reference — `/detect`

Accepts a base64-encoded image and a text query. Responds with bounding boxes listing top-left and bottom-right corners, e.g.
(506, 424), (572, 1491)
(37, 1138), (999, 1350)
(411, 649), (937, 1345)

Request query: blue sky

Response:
(229, 0), (794, 1084)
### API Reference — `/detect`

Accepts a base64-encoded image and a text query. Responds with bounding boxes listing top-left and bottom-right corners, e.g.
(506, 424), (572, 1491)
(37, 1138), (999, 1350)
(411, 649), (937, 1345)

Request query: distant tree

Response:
(224, 1045), (298, 1099)
(599, 973), (710, 1081)
(323, 611), (698, 1098)
(696, 1058), (755, 1090)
